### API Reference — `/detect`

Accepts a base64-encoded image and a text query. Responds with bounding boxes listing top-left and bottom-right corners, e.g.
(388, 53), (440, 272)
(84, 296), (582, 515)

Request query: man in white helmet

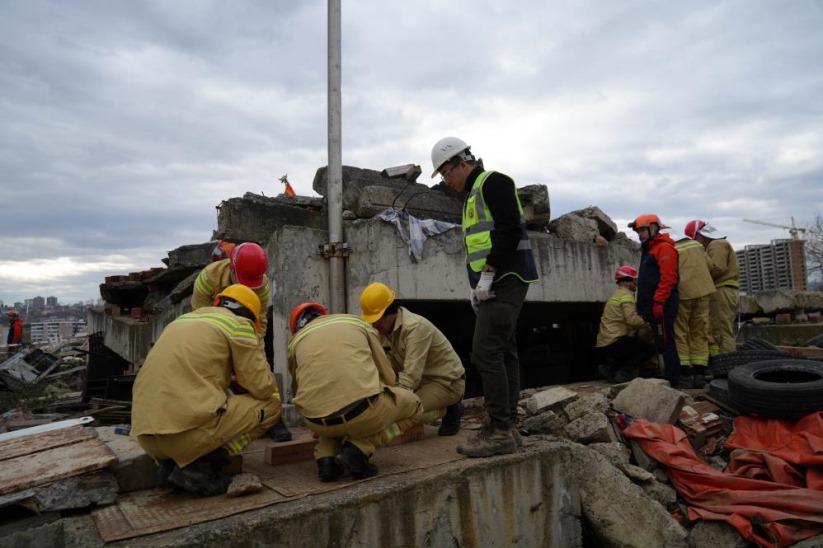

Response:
(430, 136), (539, 458)
(685, 220), (740, 355)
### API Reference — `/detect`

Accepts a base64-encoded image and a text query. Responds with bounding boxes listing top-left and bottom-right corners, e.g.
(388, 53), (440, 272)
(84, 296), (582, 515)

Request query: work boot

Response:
(691, 370), (707, 389)
(316, 457), (343, 482)
(598, 364), (616, 383)
(266, 420), (293, 442)
(334, 443), (378, 479)
(510, 425), (523, 448)
(456, 424), (517, 458)
(156, 459), (175, 486)
(677, 367), (694, 390)
(167, 458), (232, 497)
(438, 402), (464, 436)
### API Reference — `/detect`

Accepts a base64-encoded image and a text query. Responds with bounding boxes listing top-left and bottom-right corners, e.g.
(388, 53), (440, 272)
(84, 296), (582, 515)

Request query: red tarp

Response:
(623, 412), (823, 547)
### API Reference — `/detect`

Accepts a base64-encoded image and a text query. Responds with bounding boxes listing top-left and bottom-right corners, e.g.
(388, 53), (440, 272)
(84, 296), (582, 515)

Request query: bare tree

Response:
(806, 212), (823, 288)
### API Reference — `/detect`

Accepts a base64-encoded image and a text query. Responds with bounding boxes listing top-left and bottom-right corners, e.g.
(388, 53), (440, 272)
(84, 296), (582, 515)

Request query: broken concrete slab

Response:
(687, 520), (749, 548)
(525, 386), (578, 415)
(755, 289), (800, 315)
(97, 426), (163, 493)
(640, 479), (677, 508)
(216, 192), (326, 244)
(612, 378), (686, 425)
(226, 473), (262, 498)
(564, 393), (609, 422)
(564, 411), (613, 444)
(0, 470), (118, 513)
(569, 206), (618, 240)
(354, 185), (462, 222)
(548, 213), (599, 244)
(522, 410), (566, 436)
(588, 442), (631, 469)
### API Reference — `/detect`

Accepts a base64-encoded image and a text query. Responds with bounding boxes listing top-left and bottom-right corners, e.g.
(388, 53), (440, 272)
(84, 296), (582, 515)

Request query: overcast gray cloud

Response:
(1, 0), (821, 305)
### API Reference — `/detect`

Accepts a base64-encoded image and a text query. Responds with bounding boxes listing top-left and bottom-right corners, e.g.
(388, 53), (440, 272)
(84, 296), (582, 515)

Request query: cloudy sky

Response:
(1, 1), (821, 306)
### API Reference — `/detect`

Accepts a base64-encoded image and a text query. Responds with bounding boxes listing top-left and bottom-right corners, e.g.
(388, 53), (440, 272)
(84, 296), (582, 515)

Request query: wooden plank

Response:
(776, 345), (823, 358)
(0, 425), (95, 462)
(0, 438), (117, 495)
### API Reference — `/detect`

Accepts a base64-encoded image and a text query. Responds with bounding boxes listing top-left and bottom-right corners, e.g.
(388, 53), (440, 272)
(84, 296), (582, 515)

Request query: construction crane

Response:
(742, 217), (807, 240)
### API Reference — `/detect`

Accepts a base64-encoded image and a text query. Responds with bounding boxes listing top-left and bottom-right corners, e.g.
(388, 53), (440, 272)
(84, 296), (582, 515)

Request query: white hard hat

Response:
(698, 223), (726, 239)
(430, 136), (471, 178)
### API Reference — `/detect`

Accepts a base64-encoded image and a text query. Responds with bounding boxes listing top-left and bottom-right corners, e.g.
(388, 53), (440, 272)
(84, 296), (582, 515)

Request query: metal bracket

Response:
(319, 242), (350, 259)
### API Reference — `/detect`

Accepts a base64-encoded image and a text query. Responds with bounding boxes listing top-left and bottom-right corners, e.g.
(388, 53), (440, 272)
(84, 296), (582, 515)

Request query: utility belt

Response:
(306, 394), (379, 427)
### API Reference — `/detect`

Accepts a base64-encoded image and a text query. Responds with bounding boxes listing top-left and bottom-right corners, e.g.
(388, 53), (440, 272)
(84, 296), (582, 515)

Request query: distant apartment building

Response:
(29, 320), (87, 344)
(736, 239), (807, 295)
(46, 296), (58, 307)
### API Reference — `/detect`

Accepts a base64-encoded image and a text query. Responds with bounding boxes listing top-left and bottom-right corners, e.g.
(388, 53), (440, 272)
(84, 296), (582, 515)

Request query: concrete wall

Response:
(266, 217), (639, 397)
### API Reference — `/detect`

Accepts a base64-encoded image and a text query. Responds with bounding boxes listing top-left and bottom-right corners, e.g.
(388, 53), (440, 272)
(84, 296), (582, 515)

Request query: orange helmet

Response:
(230, 242), (268, 289)
(684, 220), (707, 239)
(628, 214), (669, 231)
(6, 309), (19, 317)
(289, 302), (328, 334)
(614, 265), (638, 281)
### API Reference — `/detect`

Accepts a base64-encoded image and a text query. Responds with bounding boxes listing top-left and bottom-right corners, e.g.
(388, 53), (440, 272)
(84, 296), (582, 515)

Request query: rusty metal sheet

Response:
(92, 486), (286, 542)
(0, 425), (95, 461)
(0, 438), (117, 495)
(91, 425), (468, 543)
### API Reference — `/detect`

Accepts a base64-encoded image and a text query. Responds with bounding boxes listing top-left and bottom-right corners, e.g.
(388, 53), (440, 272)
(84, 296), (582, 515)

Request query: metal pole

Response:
(327, 0), (345, 313)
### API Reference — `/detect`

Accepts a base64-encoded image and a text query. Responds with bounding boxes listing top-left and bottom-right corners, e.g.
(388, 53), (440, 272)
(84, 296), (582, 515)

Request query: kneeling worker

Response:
(288, 304), (423, 482)
(132, 285), (282, 496)
(596, 266), (656, 383)
(360, 282), (466, 435)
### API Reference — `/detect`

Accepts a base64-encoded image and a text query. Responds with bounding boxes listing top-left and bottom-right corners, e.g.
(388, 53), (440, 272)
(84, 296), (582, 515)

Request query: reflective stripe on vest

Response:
(462, 171), (533, 272)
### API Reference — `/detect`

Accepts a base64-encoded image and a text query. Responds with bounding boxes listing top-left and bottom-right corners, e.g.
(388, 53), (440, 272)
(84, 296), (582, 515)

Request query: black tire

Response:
(708, 349), (795, 378)
(800, 333), (823, 348)
(708, 378), (728, 398)
(741, 336), (779, 352)
(727, 359), (823, 419)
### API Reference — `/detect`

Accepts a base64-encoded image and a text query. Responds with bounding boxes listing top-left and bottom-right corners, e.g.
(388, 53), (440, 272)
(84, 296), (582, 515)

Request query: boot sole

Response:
(456, 441), (518, 458)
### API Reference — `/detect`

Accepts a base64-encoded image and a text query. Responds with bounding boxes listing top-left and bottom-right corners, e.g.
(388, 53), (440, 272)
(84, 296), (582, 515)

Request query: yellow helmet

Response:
(214, 284), (262, 331)
(360, 282), (396, 323)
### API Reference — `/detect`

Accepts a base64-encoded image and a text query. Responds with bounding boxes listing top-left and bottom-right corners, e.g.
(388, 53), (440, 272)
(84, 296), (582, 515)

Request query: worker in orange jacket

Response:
(6, 310), (23, 354)
(629, 214), (682, 388)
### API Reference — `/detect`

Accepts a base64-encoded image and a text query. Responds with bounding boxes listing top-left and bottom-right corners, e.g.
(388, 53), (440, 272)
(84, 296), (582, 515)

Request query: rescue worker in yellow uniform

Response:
(596, 266), (655, 383)
(191, 242), (271, 340)
(360, 282), (466, 435)
(674, 230), (716, 388)
(132, 285), (281, 497)
(686, 220), (741, 355)
(191, 241), (292, 442)
(288, 304), (423, 482)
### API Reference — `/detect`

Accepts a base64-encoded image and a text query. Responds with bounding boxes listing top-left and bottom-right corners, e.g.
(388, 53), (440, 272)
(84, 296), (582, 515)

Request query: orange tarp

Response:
(623, 412), (823, 547)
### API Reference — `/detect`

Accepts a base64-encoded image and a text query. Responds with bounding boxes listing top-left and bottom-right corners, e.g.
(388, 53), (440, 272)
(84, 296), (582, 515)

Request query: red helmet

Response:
(684, 220), (707, 239)
(614, 265), (638, 281)
(289, 302), (328, 335)
(628, 214), (669, 231)
(230, 242), (268, 289)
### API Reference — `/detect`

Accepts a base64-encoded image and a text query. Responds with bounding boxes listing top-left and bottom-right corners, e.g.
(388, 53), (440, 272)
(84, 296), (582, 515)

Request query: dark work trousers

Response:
(472, 274), (530, 430)
(596, 336), (656, 372)
(647, 295), (681, 384)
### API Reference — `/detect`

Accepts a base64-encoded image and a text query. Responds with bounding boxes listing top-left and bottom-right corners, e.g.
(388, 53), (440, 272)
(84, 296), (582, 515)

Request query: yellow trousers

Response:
(709, 286), (739, 355)
(137, 394), (281, 467)
(415, 376), (465, 425)
(308, 386), (422, 460)
(674, 296), (710, 368)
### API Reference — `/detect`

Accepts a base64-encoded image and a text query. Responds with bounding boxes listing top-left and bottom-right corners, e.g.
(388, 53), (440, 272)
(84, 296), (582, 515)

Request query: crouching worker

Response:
(360, 282), (466, 435)
(596, 266), (656, 383)
(131, 285), (281, 497)
(288, 303), (423, 482)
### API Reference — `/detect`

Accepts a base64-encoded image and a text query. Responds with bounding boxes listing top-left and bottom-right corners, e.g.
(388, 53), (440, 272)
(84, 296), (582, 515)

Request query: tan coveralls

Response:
(674, 238), (716, 370)
(705, 238), (740, 355)
(132, 307), (281, 467)
(288, 314), (423, 459)
(382, 307), (465, 424)
(191, 259), (271, 344)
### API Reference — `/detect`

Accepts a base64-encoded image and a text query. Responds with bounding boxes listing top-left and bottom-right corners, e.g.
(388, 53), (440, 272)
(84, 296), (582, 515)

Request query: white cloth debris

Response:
(377, 208), (460, 262)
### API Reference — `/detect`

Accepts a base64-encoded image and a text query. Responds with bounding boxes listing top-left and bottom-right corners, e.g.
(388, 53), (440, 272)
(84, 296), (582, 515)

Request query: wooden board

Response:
(0, 425), (95, 462)
(0, 438), (117, 495)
